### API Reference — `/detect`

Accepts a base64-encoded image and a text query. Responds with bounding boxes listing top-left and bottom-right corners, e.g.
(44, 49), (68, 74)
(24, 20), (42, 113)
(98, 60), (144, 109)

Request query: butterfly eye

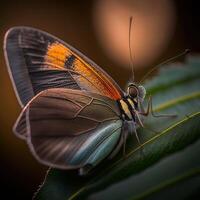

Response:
(128, 86), (138, 98)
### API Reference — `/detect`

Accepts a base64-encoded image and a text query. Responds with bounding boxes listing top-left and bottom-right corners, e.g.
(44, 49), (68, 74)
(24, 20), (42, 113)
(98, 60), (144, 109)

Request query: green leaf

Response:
(34, 56), (200, 200)
(89, 135), (200, 200)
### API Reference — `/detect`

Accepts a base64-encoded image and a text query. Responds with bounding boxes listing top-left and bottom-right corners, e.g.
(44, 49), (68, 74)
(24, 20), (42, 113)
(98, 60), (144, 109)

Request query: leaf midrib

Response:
(153, 91), (200, 112)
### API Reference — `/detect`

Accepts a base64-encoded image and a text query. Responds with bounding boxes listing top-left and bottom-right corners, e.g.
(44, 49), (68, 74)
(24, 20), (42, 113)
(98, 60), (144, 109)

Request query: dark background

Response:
(0, 0), (199, 199)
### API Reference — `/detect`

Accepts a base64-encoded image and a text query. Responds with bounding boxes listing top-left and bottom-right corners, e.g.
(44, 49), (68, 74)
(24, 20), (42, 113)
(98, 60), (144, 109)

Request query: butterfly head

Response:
(127, 83), (146, 101)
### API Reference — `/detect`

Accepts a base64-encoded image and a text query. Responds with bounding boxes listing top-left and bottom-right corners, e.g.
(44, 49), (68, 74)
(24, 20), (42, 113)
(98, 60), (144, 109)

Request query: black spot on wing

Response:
(65, 55), (76, 68)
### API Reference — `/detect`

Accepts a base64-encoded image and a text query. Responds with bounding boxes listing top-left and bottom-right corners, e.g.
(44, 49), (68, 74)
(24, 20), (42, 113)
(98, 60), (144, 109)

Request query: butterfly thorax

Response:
(117, 83), (146, 121)
(117, 96), (138, 121)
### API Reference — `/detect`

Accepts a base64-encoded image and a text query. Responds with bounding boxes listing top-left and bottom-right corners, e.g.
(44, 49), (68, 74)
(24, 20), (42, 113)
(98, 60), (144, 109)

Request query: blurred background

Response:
(0, 0), (199, 198)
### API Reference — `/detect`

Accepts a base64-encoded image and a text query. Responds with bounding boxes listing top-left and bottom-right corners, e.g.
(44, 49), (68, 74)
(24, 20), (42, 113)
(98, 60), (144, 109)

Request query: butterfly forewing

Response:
(4, 27), (123, 107)
(15, 88), (122, 169)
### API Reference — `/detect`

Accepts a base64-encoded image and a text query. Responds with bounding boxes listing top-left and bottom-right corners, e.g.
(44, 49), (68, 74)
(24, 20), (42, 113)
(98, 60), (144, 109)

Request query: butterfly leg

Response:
(131, 121), (146, 158)
(134, 126), (141, 146)
(135, 101), (159, 134)
(137, 96), (176, 134)
(139, 96), (177, 118)
(125, 121), (142, 154)
(133, 106), (158, 133)
(129, 120), (142, 146)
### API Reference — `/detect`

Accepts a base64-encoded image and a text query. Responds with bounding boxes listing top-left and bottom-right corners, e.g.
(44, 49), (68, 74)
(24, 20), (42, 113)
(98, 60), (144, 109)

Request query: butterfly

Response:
(4, 24), (178, 175)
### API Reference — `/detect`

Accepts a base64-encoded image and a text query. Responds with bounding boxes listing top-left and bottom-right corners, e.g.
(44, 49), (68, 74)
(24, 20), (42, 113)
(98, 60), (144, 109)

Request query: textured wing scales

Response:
(4, 27), (123, 106)
(15, 88), (122, 169)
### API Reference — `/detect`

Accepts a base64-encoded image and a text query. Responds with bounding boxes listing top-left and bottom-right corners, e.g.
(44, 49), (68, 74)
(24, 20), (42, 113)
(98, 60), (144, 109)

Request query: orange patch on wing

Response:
(45, 42), (71, 69)
(73, 58), (121, 100)
(45, 42), (121, 100)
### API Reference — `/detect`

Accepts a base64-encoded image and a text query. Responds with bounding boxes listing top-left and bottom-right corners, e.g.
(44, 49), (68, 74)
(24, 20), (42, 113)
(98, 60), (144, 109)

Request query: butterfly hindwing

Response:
(4, 26), (123, 107)
(15, 88), (122, 169)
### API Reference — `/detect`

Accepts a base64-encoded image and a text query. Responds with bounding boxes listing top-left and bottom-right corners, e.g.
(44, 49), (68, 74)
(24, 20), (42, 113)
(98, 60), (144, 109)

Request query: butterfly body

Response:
(4, 27), (146, 174)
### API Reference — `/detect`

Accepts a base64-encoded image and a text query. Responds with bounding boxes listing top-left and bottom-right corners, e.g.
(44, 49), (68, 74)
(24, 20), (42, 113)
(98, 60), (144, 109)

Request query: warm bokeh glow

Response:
(93, 0), (176, 68)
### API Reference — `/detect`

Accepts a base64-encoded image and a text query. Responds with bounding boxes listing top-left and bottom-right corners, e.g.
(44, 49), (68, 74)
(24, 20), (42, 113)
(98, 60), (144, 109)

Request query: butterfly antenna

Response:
(139, 49), (190, 84)
(129, 16), (135, 81)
